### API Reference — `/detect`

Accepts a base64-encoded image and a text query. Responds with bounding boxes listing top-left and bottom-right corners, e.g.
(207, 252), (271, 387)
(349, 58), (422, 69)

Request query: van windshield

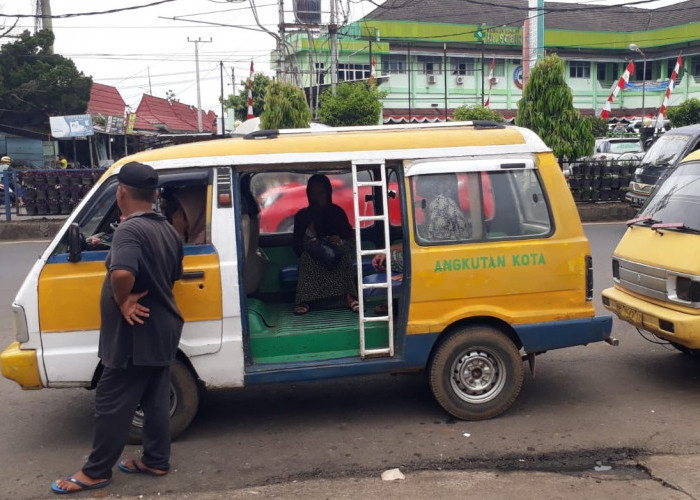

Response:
(639, 162), (700, 230)
(609, 140), (643, 154)
(641, 134), (690, 166)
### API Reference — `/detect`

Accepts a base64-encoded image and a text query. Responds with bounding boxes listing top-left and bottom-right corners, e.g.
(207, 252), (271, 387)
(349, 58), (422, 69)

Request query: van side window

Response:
(485, 170), (552, 239)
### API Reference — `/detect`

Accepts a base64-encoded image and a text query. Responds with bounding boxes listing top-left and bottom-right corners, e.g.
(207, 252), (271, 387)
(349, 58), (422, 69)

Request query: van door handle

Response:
(181, 271), (205, 280)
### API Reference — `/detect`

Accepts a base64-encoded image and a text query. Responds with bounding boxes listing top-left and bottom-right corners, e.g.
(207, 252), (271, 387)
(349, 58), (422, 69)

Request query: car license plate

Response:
(617, 304), (643, 325)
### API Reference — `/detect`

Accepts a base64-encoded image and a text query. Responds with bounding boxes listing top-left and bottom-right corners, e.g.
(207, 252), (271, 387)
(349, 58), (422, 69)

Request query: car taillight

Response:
(612, 259), (620, 280)
(586, 255), (593, 301)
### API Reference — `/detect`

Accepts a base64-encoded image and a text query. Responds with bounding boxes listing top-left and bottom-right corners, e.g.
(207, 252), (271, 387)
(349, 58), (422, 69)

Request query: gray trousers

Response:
(82, 364), (171, 479)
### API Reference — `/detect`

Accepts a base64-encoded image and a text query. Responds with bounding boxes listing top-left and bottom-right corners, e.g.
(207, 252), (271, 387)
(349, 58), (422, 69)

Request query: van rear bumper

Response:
(1, 342), (43, 390)
(603, 286), (700, 349)
(513, 316), (614, 353)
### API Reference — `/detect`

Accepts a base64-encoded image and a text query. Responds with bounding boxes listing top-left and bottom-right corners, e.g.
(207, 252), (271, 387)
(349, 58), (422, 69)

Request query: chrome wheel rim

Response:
(450, 348), (507, 404)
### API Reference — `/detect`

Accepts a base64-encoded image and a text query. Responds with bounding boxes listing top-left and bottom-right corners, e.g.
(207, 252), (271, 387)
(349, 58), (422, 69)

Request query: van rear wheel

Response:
(429, 326), (523, 420)
(127, 359), (199, 444)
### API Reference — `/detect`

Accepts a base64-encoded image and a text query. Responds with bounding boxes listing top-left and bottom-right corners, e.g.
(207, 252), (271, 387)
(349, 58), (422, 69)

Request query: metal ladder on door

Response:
(351, 161), (394, 359)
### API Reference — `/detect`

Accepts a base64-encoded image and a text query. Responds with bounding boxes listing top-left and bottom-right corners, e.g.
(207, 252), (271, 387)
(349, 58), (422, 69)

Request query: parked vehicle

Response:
(592, 137), (645, 162)
(1, 122), (614, 441)
(626, 124), (700, 208)
(603, 149), (700, 353)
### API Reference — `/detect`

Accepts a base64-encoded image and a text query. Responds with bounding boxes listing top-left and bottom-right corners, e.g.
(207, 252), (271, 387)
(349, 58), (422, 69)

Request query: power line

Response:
(0, 0), (177, 19)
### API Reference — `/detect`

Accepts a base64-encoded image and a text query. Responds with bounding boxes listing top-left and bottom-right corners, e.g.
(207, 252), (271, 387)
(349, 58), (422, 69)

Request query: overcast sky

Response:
(2, 0), (685, 115)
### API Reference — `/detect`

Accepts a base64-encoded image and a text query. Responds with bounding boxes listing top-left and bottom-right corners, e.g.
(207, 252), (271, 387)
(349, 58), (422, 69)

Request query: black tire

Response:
(670, 342), (700, 357)
(127, 359), (200, 444)
(429, 326), (523, 421)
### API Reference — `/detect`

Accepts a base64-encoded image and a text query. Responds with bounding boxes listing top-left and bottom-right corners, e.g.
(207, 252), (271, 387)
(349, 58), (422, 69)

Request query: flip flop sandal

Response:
(349, 301), (360, 313)
(51, 476), (111, 495)
(118, 459), (168, 477)
(293, 303), (310, 315)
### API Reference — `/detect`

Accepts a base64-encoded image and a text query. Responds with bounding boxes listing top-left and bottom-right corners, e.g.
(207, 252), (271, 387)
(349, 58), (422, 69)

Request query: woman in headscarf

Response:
(162, 186), (207, 245)
(292, 174), (358, 315)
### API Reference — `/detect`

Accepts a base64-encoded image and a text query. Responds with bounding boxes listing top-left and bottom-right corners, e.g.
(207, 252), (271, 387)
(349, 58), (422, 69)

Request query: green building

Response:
(276, 0), (700, 123)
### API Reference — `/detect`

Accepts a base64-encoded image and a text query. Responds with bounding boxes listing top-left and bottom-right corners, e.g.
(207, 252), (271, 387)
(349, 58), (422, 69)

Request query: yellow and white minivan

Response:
(603, 150), (700, 353)
(2, 122), (613, 440)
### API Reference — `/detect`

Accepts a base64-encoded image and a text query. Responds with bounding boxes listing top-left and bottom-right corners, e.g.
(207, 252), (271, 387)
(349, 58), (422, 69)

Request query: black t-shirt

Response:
(98, 212), (184, 368)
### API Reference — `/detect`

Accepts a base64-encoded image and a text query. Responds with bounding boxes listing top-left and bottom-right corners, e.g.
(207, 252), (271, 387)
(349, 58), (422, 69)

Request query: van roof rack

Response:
(241, 120), (508, 139)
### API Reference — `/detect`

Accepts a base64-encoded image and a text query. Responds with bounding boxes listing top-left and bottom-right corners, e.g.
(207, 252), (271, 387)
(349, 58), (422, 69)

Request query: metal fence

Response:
(565, 159), (639, 203)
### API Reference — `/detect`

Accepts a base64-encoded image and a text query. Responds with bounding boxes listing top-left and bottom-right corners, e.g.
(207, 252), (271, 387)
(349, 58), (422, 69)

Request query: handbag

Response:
(303, 234), (346, 269)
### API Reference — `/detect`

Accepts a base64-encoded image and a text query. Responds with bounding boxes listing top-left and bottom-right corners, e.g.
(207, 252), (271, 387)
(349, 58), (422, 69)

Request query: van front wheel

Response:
(429, 326), (523, 420)
(127, 359), (199, 444)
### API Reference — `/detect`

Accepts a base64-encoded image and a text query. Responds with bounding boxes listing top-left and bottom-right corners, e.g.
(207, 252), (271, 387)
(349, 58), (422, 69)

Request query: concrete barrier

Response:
(0, 219), (66, 241)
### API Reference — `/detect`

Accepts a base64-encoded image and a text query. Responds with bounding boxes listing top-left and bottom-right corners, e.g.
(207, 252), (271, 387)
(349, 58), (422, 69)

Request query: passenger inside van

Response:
(161, 186), (207, 244)
(292, 174), (359, 315)
(416, 173), (472, 242)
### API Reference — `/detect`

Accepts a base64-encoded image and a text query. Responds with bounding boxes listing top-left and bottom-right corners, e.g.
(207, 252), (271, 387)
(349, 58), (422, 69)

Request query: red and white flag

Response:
(369, 57), (376, 85)
(247, 60), (254, 120)
(657, 53), (682, 130)
(601, 61), (634, 119)
(484, 58), (495, 108)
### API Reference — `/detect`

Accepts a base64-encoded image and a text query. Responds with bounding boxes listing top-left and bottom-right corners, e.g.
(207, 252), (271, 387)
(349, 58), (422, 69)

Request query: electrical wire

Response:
(0, 0), (177, 19)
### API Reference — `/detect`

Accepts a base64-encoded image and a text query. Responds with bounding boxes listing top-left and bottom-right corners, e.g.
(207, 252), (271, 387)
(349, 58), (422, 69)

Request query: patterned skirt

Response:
(295, 251), (357, 305)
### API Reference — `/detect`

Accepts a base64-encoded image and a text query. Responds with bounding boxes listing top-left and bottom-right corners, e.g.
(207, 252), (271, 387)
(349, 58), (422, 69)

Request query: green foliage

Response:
(584, 115), (609, 137)
(223, 73), (271, 121)
(453, 105), (505, 123)
(666, 98), (700, 128)
(516, 54), (594, 161)
(259, 81), (311, 130)
(0, 30), (92, 119)
(318, 82), (386, 127)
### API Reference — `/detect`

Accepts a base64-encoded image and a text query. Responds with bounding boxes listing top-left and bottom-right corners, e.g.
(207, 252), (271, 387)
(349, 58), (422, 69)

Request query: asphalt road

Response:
(3, 224), (700, 499)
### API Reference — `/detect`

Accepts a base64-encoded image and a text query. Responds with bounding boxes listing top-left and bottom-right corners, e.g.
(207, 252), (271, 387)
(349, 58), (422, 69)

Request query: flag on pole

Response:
(369, 57), (376, 85)
(657, 53), (682, 130)
(484, 58), (496, 108)
(601, 61), (634, 119)
(247, 60), (254, 120)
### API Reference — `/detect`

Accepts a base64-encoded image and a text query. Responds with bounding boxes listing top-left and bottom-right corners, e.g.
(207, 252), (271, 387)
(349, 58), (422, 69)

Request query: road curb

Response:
(576, 202), (637, 223)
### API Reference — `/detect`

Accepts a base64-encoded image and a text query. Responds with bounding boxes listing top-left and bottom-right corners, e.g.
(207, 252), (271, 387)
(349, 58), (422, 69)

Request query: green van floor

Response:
(247, 299), (390, 364)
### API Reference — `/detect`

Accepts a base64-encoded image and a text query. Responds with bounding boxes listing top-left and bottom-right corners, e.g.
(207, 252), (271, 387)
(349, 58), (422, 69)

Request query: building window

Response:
(338, 63), (371, 82)
(693, 57), (700, 78)
(633, 60), (652, 81)
(667, 57), (685, 80)
(493, 60), (505, 77)
(417, 56), (442, 75)
(381, 54), (406, 75)
(315, 62), (325, 85)
(596, 63), (606, 82)
(569, 61), (590, 79)
(451, 57), (475, 76)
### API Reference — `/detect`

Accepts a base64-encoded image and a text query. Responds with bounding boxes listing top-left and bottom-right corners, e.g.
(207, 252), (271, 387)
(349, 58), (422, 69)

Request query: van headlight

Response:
(635, 168), (643, 175)
(669, 276), (700, 306)
(12, 304), (29, 343)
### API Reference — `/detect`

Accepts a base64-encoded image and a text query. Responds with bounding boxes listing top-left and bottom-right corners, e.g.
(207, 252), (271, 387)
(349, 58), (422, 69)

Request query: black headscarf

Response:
(293, 174), (353, 256)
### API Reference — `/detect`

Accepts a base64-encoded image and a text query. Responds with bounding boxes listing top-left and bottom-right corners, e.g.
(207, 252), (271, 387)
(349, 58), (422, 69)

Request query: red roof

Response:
(87, 82), (127, 117)
(134, 94), (217, 133)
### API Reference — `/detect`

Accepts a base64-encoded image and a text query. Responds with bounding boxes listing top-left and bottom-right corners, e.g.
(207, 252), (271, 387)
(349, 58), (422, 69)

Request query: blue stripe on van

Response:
(46, 244), (216, 264)
(244, 333), (439, 385)
(513, 315), (613, 353)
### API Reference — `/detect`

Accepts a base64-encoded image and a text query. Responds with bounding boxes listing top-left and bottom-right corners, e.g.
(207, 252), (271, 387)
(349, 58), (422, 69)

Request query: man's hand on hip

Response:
(119, 290), (150, 326)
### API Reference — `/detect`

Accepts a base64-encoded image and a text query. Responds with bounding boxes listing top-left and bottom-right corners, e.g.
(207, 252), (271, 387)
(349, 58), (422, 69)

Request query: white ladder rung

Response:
(361, 282), (389, 289)
(356, 181), (383, 187)
(358, 215), (386, 222)
(359, 248), (387, 256)
(364, 348), (392, 357)
(363, 315), (390, 323)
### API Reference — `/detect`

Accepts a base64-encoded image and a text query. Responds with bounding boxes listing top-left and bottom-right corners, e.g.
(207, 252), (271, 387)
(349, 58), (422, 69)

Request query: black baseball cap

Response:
(118, 161), (158, 189)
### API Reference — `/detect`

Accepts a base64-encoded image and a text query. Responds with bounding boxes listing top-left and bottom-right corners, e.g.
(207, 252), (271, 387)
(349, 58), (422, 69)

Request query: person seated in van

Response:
(161, 186), (207, 245)
(293, 174), (359, 315)
(417, 173), (472, 242)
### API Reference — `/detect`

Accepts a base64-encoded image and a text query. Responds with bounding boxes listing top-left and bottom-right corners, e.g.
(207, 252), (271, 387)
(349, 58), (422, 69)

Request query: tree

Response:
(584, 115), (609, 137)
(260, 81), (311, 130)
(318, 82), (386, 127)
(0, 30), (92, 122)
(453, 105), (505, 123)
(666, 98), (700, 128)
(516, 54), (594, 161)
(223, 73), (271, 121)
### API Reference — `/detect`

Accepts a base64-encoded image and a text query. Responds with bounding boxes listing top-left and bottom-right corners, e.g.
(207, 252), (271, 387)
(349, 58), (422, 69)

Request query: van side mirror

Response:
(67, 223), (83, 263)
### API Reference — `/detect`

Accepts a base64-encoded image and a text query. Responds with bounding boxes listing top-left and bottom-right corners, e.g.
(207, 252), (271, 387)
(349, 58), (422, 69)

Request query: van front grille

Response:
(615, 257), (667, 302)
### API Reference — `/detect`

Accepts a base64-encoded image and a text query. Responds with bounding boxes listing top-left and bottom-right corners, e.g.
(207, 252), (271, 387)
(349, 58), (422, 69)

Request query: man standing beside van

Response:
(52, 162), (184, 495)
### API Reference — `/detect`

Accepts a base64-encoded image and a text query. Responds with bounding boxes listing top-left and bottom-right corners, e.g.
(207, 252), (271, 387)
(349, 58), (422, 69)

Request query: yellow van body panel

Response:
(405, 152), (595, 334)
(615, 226), (700, 279)
(1, 342), (42, 390)
(38, 253), (223, 333)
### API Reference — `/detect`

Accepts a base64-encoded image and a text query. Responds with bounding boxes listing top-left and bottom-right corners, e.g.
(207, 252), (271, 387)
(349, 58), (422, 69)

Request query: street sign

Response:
(49, 115), (94, 139)
(474, 30), (485, 42)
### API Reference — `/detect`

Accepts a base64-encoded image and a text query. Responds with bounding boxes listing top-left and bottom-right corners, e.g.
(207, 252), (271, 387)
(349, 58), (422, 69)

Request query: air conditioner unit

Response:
(491, 77), (499, 85)
(456, 75), (465, 84)
(427, 74), (437, 84)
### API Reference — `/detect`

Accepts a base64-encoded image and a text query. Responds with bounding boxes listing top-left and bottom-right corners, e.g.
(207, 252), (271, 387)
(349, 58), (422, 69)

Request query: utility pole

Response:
(220, 61), (226, 135)
(277, 0), (285, 81)
(187, 37), (212, 132)
(231, 67), (236, 92)
(38, 0), (54, 52)
(330, 0), (338, 94)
